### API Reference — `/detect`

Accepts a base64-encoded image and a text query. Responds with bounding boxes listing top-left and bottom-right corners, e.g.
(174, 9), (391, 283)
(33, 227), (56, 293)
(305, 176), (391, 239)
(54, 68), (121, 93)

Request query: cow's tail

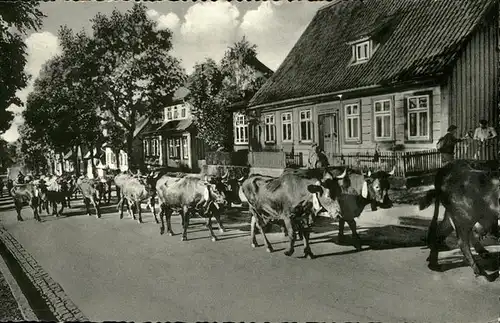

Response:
(419, 189), (442, 248)
(418, 189), (437, 211)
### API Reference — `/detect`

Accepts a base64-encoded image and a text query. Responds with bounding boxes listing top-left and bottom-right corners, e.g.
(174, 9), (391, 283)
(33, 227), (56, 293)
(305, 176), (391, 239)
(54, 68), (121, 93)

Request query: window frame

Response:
(281, 112), (293, 143)
(166, 107), (172, 121)
(344, 103), (361, 142)
(182, 136), (189, 160)
(373, 99), (393, 141)
(407, 95), (431, 141)
(234, 113), (249, 145)
(168, 138), (181, 159)
(299, 109), (313, 143)
(354, 41), (370, 62)
(181, 107), (186, 118)
(264, 114), (276, 143)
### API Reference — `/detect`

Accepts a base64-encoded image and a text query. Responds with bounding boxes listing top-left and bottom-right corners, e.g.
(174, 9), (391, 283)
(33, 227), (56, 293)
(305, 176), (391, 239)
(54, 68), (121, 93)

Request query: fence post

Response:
(281, 151), (286, 168)
(401, 151), (407, 178)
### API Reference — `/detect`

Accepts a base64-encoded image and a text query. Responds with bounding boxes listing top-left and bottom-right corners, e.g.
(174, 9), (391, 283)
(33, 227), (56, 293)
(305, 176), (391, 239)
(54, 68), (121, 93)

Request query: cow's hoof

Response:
(266, 247), (274, 253)
(428, 263), (443, 272)
(251, 243), (258, 248)
(181, 236), (187, 241)
(486, 271), (499, 282)
(160, 228), (165, 235)
(167, 231), (174, 237)
(17, 218), (23, 222)
(211, 237), (217, 242)
(155, 219), (160, 224)
(87, 213), (92, 217)
(305, 253), (315, 260)
(284, 250), (294, 257)
(96, 215), (101, 219)
(219, 228), (226, 233)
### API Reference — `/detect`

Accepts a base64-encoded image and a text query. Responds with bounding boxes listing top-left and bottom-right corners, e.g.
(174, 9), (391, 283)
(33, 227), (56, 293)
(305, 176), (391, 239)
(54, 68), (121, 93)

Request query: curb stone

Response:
(0, 226), (88, 322)
(0, 250), (37, 321)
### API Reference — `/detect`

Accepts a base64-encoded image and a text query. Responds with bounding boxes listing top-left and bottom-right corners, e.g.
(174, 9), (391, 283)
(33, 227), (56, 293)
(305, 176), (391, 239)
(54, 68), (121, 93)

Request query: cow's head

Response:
(306, 169), (345, 222)
(362, 167), (395, 209)
(202, 178), (228, 209)
(218, 171), (243, 205)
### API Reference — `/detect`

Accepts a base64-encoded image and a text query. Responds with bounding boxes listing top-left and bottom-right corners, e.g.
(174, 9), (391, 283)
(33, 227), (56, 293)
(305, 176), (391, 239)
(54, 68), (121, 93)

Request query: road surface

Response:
(0, 193), (499, 322)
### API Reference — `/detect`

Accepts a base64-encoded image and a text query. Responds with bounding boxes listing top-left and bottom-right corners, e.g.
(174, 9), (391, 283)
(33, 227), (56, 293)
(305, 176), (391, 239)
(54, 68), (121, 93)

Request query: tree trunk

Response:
(59, 152), (65, 174)
(90, 147), (96, 178)
(72, 146), (78, 175)
(114, 149), (121, 170)
(126, 133), (135, 172)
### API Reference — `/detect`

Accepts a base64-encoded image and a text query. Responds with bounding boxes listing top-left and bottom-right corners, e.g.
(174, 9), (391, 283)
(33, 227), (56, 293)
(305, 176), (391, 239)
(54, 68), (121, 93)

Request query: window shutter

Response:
(403, 96), (409, 142)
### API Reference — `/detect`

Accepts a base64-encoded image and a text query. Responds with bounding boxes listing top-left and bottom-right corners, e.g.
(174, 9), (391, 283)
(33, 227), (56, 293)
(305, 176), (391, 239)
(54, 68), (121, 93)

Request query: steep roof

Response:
(249, 0), (497, 108)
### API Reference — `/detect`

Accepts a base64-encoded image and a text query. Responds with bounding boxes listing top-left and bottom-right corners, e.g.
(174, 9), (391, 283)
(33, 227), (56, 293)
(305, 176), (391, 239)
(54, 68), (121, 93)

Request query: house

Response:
(230, 57), (273, 152)
(136, 87), (207, 172)
(248, 0), (499, 165)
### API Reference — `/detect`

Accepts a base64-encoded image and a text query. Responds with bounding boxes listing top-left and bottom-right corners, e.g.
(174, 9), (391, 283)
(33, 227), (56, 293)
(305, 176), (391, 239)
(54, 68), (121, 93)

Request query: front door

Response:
(318, 113), (340, 158)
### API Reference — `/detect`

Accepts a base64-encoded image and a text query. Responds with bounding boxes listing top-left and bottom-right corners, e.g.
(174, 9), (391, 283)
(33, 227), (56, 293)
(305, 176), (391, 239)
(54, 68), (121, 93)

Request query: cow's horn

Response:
(367, 170), (372, 177)
(238, 176), (245, 182)
(388, 166), (395, 176)
(221, 170), (229, 179)
(336, 169), (347, 179)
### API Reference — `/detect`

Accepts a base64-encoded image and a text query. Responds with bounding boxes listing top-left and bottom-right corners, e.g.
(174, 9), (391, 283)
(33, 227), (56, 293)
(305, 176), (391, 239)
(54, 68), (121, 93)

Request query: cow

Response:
(76, 177), (102, 218)
(241, 168), (344, 259)
(11, 182), (42, 222)
(118, 173), (158, 224)
(45, 176), (73, 217)
(333, 166), (395, 251)
(419, 160), (500, 282)
(156, 175), (230, 242)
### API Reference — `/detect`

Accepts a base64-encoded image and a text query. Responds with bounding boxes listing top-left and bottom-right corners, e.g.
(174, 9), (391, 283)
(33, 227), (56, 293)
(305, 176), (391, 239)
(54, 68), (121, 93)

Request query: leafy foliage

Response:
(82, 3), (186, 168)
(15, 123), (49, 174)
(0, 1), (45, 134)
(188, 37), (270, 151)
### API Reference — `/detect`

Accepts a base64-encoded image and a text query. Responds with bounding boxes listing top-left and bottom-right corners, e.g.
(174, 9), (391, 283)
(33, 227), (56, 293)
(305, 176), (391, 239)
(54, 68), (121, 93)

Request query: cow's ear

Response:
(307, 184), (323, 194)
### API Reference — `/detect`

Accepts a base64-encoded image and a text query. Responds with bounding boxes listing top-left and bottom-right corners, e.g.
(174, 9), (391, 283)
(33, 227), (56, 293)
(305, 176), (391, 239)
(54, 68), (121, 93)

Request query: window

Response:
(166, 107), (172, 121)
(354, 41), (370, 62)
(168, 138), (180, 159)
(143, 139), (150, 156)
(407, 95), (430, 139)
(182, 137), (189, 159)
(234, 113), (248, 144)
(374, 99), (392, 140)
(120, 152), (128, 166)
(151, 139), (159, 156)
(181, 107), (186, 118)
(345, 104), (360, 141)
(282, 112), (293, 142)
(300, 110), (312, 142)
(264, 114), (275, 143)
(173, 107), (179, 119)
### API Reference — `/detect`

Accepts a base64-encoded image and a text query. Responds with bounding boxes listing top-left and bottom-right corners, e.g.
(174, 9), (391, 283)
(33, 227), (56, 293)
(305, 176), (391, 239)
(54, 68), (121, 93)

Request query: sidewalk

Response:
(0, 267), (24, 321)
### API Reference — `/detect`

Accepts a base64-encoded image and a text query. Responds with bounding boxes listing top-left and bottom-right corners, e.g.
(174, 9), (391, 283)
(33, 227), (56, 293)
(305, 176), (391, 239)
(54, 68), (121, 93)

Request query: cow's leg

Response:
(149, 197), (159, 224)
(91, 197), (101, 219)
(84, 197), (92, 216)
(346, 219), (362, 251)
(338, 218), (345, 242)
(15, 201), (23, 222)
(456, 227), (494, 280)
(301, 227), (314, 259)
(31, 197), (41, 222)
(67, 195), (71, 209)
(136, 201), (143, 224)
(471, 230), (490, 259)
(181, 206), (190, 241)
(52, 201), (58, 217)
(283, 217), (296, 257)
(213, 211), (226, 233)
(206, 213), (217, 242)
(119, 197), (125, 219)
(250, 214), (259, 248)
(58, 198), (65, 216)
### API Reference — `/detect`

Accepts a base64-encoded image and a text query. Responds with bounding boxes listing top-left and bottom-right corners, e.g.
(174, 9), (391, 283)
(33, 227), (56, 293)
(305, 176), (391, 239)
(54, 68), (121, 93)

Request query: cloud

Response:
(1, 31), (61, 142)
(157, 12), (180, 31)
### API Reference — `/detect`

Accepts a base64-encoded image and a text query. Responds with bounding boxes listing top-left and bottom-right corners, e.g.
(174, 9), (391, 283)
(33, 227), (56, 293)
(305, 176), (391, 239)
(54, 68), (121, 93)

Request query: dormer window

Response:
(354, 41), (371, 62)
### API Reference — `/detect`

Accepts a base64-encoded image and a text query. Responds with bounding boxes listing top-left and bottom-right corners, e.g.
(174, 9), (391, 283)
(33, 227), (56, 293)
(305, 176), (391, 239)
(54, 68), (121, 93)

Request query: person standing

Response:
(473, 119), (497, 159)
(437, 125), (468, 164)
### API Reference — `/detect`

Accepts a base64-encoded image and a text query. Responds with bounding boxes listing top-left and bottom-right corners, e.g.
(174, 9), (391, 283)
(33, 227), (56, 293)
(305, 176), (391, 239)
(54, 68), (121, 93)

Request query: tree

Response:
(16, 123), (49, 175)
(0, 2), (45, 134)
(82, 4), (186, 170)
(188, 37), (270, 151)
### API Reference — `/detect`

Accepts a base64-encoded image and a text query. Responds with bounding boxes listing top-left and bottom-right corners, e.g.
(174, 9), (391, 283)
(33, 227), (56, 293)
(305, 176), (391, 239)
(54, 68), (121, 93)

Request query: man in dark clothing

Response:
(438, 125), (468, 164)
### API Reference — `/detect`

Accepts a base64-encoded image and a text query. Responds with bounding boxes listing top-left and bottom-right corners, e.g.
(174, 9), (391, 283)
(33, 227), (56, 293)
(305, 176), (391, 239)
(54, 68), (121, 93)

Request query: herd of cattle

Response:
(3, 160), (500, 282)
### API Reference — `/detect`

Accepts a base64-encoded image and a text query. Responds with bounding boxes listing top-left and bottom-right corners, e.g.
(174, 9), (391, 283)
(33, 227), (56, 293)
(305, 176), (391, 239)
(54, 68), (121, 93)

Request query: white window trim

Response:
(264, 114), (276, 143)
(234, 113), (248, 145)
(166, 107), (172, 121)
(299, 109), (313, 143)
(344, 103), (361, 142)
(281, 112), (293, 143)
(354, 41), (371, 62)
(182, 136), (189, 160)
(407, 95), (431, 140)
(373, 99), (393, 141)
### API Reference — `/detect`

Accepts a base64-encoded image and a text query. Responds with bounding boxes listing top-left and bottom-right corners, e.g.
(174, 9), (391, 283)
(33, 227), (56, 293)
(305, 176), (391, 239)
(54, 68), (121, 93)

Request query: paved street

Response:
(0, 192), (499, 322)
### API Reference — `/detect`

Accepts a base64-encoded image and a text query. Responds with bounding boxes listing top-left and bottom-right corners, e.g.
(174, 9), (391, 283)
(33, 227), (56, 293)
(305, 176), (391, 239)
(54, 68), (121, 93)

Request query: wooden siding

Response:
(447, 8), (498, 157)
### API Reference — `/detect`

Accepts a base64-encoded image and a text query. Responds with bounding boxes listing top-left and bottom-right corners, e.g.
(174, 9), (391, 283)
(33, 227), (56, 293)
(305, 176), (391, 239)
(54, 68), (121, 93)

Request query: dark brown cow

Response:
(11, 182), (42, 222)
(45, 176), (72, 217)
(76, 177), (102, 218)
(333, 167), (395, 250)
(156, 175), (230, 242)
(419, 160), (500, 282)
(241, 168), (344, 258)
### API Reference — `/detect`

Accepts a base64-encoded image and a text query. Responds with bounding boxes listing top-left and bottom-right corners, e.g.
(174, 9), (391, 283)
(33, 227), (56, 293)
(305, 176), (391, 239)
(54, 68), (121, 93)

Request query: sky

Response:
(1, 0), (327, 143)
